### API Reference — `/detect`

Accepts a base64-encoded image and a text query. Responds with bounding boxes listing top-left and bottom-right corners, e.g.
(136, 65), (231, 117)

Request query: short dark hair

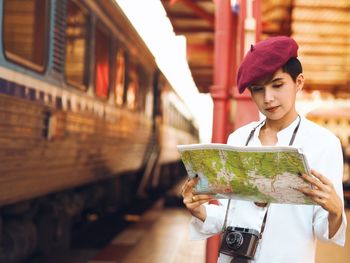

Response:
(281, 57), (302, 82)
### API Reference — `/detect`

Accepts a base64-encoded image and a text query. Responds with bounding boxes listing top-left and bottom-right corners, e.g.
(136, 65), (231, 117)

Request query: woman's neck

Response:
(264, 112), (299, 133)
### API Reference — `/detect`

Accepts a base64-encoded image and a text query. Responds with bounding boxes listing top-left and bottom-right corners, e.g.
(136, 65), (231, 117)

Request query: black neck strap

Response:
(222, 115), (302, 237)
(258, 206), (269, 238)
(245, 115), (301, 147)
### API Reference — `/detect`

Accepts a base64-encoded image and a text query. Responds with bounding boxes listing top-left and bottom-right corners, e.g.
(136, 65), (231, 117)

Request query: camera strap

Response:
(221, 115), (302, 235)
(221, 199), (269, 238)
(245, 115), (301, 147)
(258, 208), (269, 238)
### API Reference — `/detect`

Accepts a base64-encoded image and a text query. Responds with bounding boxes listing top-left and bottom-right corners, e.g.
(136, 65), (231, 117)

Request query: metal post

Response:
(231, 0), (259, 130)
(206, 0), (260, 262)
(207, 0), (235, 262)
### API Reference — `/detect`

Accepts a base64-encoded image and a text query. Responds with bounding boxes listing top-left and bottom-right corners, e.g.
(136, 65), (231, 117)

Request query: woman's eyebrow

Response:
(271, 77), (284, 83)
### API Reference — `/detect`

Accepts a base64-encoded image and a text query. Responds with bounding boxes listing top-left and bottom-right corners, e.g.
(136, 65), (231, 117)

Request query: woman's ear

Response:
(296, 73), (304, 92)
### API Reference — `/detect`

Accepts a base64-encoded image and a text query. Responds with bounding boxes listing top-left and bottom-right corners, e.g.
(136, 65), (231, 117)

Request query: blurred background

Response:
(0, 0), (349, 262)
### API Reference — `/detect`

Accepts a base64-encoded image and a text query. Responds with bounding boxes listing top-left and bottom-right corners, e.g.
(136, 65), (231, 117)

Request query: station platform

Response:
(89, 200), (205, 263)
(88, 199), (350, 263)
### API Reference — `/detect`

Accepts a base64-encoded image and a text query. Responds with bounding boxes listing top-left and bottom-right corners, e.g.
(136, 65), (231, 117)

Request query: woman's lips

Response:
(265, 106), (279, 112)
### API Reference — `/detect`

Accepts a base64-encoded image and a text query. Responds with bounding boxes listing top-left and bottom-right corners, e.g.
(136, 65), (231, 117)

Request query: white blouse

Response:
(189, 116), (347, 263)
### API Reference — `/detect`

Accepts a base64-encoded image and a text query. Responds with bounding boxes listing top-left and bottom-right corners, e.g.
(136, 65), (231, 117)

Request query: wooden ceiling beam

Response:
(292, 7), (350, 23)
(174, 25), (213, 34)
(189, 64), (213, 69)
(170, 0), (214, 26)
(292, 22), (350, 37)
(187, 43), (213, 53)
(167, 11), (202, 20)
(299, 46), (350, 55)
(261, 0), (293, 36)
(191, 71), (213, 77)
(195, 79), (212, 83)
(262, 5), (291, 15)
(294, 4), (350, 11)
(292, 35), (350, 46)
(190, 70), (212, 76)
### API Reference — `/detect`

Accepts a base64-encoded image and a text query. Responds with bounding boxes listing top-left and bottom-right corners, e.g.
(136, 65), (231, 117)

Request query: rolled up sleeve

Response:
(189, 202), (227, 240)
(313, 138), (347, 246)
(313, 206), (347, 246)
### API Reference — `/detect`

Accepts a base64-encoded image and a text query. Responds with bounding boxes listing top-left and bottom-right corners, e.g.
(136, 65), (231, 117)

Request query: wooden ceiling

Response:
(263, 0), (350, 97)
(161, 0), (350, 97)
(161, 0), (215, 93)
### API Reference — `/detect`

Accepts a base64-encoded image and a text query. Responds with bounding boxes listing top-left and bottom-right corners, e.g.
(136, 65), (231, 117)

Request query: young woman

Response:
(181, 36), (346, 263)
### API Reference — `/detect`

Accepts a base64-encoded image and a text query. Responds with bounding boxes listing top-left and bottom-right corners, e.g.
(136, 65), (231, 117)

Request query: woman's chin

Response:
(263, 111), (282, 120)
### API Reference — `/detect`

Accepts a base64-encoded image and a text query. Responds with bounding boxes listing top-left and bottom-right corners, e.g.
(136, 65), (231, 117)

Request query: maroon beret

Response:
(237, 36), (299, 94)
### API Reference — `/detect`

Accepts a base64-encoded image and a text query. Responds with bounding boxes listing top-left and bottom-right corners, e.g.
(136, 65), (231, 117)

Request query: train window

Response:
(65, 0), (88, 90)
(136, 69), (150, 113)
(126, 63), (138, 110)
(2, 0), (49, 72)
(95, 24), (111, 99)
(114, 50), (126, 106)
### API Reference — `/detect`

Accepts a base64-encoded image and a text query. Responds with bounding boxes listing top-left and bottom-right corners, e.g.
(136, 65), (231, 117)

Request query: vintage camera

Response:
(219, 226), (260, 261)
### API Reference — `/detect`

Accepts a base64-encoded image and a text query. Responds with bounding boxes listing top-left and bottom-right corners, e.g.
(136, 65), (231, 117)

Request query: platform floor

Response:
(90, 200), (205, 263)
(90, 202), (350, 263)
(316, 210), (350, 263)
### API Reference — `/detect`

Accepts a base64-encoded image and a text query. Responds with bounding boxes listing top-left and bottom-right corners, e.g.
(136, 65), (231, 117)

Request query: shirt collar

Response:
(252, 115), (301, 146)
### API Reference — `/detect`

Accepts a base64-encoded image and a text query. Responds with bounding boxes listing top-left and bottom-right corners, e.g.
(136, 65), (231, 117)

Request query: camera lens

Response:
(226, 231), (244, 250)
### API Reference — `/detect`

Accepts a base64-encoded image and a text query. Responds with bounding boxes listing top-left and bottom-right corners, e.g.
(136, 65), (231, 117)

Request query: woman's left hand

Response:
(298, 169), (342, 217)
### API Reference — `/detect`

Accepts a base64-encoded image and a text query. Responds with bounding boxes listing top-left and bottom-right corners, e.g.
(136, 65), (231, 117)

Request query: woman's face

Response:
(249, 69), (304, 121)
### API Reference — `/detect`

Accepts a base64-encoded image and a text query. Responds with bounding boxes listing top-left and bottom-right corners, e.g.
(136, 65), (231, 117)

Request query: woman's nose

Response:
(264, 88), (274, 102)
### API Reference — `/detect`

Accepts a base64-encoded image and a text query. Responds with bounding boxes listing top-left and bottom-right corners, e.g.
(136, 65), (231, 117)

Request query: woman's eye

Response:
(272, 84), (283, 88)
(251, 86), (263, 92)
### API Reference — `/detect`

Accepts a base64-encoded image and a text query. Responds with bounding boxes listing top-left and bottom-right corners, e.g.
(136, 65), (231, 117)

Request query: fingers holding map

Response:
(177, 143), (315, 205)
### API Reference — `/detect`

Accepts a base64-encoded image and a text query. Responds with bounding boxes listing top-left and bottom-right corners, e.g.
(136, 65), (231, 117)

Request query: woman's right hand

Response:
(181, 175), (213, 222)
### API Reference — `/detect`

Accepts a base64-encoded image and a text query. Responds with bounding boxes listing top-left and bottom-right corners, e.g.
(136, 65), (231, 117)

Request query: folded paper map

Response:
(177, 143), (315, 205)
